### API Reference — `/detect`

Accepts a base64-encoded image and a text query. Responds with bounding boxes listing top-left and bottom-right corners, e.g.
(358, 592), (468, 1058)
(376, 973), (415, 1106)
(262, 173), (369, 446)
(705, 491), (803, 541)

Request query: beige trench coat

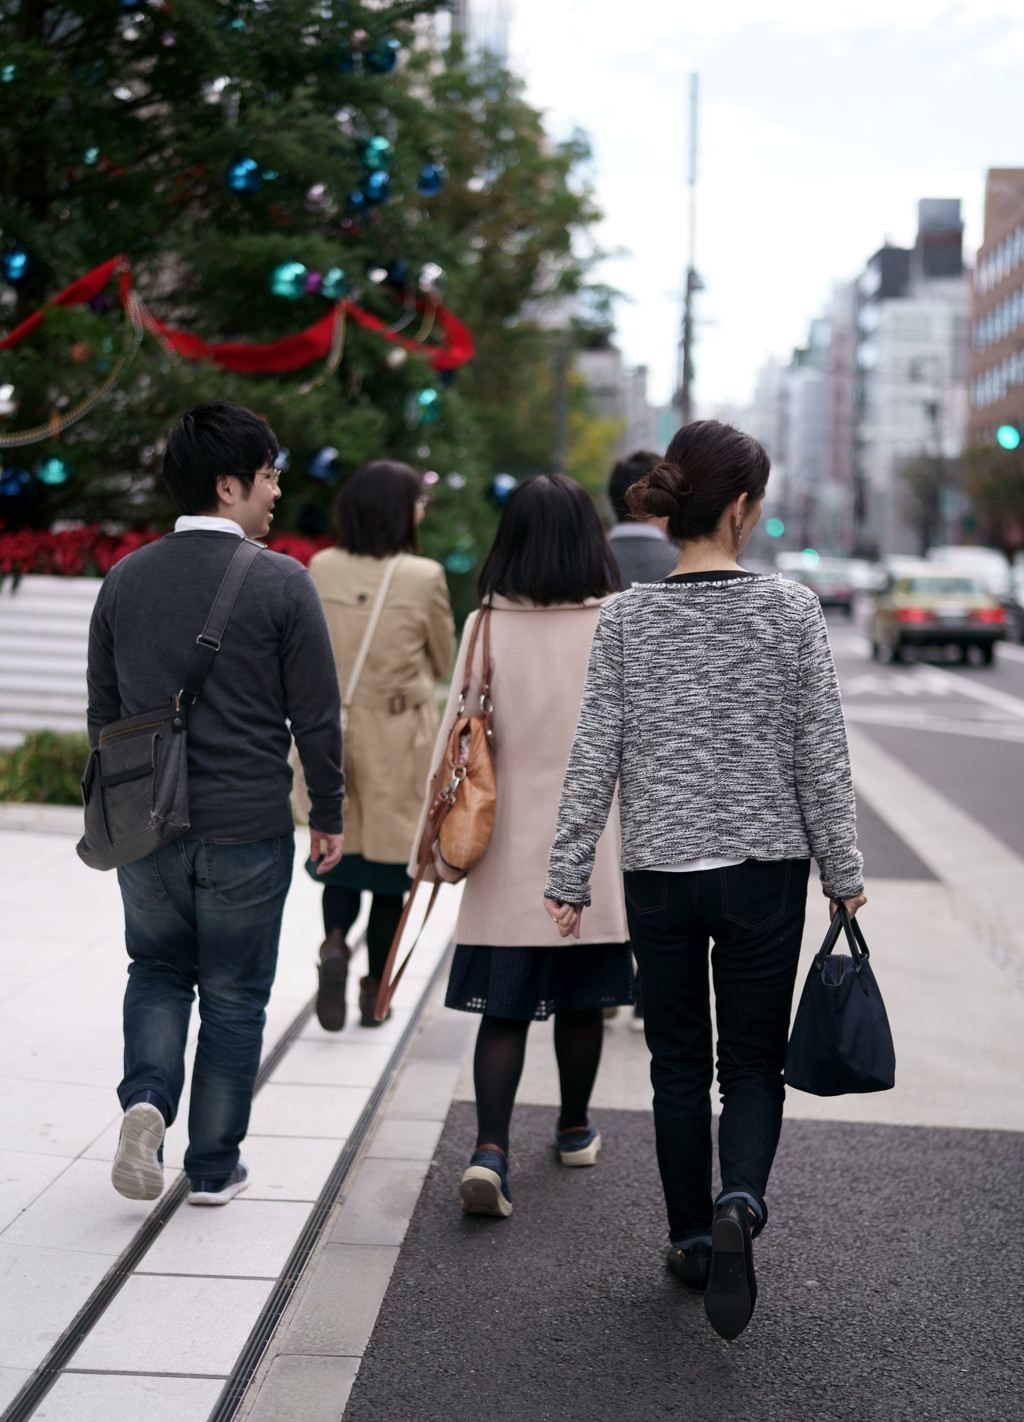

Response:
(309, 548), (455, 863)
(411, 594), (627, 948)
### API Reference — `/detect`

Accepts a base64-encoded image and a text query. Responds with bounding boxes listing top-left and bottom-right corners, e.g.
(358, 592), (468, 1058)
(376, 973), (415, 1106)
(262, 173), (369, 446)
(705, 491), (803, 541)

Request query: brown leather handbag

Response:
(374, 604), (496, 1019)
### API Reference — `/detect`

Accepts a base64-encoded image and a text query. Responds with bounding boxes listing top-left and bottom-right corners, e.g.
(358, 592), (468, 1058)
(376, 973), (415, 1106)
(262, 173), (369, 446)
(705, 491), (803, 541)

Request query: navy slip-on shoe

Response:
(704, 1200), (757, 1339)
(188, 1162), (250, 1206)
(459, 1149), (512, 1218)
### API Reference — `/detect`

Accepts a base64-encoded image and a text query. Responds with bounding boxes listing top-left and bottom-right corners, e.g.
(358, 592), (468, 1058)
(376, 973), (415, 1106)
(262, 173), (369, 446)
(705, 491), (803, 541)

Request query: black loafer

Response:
(704, 1201), (757, 1340)
(666, 1242), (711, 1294)
(316, 929), (351, 1031)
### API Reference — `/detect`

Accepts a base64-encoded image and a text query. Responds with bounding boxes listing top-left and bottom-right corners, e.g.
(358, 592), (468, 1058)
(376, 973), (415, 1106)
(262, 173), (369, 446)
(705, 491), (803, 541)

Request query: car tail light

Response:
(969, 607), (1005, 625)
(896, 607), (936, 624)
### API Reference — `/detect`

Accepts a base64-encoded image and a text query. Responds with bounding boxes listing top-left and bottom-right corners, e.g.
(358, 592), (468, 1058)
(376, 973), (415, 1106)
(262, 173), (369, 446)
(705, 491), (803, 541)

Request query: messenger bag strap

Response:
(373, 800), (452, 1021)
(342, 554), (403, 721)
(178, 538), (265, 709)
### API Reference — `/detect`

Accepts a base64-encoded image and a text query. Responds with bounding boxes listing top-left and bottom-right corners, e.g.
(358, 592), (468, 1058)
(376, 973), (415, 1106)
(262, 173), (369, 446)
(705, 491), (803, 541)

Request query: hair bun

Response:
(649, 461), (693, 501)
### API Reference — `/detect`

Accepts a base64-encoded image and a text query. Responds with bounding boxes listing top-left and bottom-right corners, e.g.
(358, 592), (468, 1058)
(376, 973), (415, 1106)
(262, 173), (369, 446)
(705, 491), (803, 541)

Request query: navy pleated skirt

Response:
(445, 941), (634, 1021)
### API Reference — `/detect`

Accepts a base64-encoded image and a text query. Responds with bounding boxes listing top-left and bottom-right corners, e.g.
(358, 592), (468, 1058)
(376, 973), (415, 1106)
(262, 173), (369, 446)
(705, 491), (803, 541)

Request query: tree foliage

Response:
(0, 1), (603, 605)
(963, 441), (1024, 555)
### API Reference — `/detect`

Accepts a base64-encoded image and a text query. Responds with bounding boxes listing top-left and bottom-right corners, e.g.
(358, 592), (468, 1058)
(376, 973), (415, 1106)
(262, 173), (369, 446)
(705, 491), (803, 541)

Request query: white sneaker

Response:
(188, 1162), (250, 1205)
(111, 1102), (165, 1201)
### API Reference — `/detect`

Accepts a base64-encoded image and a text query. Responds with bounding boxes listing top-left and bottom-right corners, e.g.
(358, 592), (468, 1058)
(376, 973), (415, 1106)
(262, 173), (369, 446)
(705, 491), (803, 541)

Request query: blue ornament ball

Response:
(0, 467), (34, 498)
(491, 473), (517, 505)
(306, 447), (343, 484)
(224, 158), (262, 194)
(416, 163), (446, 197)
(414, 388), (441, 426)
(364, 38), (400, 74)
(2, 248), (32, 285)
(444, 550), (474, 575)
(362, 170), (390, 204)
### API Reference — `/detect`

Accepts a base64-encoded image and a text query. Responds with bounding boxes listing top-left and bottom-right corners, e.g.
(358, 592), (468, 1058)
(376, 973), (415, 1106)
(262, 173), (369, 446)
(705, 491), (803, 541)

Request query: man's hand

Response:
(544, 896), (583, 940)
(310, 829), (344, 875)
(829, 893), (867, 920)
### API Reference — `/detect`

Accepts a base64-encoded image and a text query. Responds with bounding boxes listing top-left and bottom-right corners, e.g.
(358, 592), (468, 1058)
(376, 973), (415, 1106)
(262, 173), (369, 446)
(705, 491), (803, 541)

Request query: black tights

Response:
(322, 887), (403, 981)
(473, 1009), (604, 1155)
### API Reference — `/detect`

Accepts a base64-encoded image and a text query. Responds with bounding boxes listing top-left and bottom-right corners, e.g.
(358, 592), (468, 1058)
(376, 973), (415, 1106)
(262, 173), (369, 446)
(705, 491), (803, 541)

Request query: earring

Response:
(735, 519), (744, 551)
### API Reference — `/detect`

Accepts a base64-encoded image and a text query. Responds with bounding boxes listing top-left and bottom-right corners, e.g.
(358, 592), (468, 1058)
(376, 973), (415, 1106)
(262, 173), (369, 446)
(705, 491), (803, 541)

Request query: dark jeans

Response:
(116, 834), (294, 1182)
(625, 858), (810, 1245)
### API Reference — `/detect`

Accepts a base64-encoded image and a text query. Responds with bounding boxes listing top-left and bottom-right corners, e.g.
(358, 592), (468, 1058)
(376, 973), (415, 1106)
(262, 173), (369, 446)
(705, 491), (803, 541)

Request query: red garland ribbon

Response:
(0, 256), (475, 373)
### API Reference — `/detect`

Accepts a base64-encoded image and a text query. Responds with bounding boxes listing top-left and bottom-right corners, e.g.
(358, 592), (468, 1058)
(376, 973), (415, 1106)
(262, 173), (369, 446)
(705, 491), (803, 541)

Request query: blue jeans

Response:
(625, 859), (810, 1244)
(116, 835), (294, 1182)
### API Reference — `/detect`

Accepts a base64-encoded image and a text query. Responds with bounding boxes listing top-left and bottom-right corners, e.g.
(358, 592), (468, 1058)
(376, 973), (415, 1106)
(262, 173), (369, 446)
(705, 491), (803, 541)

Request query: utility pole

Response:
(675, 73), (700, 425)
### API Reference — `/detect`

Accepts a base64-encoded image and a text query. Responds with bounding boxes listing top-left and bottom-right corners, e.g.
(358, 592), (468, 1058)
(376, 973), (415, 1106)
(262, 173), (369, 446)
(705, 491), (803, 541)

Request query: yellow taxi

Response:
(870, 565), (1007, 666)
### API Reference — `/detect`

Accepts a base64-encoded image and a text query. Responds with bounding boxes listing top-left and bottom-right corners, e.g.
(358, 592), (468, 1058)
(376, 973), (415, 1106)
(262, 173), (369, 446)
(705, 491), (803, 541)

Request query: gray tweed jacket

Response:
(546, 574), (864, 905)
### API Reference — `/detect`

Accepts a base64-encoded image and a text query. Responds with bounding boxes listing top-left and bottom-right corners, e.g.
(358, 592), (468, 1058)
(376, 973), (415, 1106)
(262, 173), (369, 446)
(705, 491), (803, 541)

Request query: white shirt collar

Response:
(174, 515), (246, 538)
(608, 521), (667, 542)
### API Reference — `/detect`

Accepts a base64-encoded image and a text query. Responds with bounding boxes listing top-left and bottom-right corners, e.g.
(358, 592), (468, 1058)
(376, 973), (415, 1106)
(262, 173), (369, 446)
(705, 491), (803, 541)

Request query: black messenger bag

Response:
(784, 904), (896, 1096)
(77, 538), (264, 871)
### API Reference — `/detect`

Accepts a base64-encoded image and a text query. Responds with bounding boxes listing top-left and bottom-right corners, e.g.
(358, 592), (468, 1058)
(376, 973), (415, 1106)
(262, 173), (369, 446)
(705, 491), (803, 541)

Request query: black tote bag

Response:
(784, 905), (895, 1096)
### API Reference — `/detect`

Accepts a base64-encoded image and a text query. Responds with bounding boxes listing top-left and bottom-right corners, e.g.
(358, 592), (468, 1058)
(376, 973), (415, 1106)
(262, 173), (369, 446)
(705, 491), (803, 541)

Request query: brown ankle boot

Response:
(316, 929), (351, 1031)
(358, 975), (390, 1027)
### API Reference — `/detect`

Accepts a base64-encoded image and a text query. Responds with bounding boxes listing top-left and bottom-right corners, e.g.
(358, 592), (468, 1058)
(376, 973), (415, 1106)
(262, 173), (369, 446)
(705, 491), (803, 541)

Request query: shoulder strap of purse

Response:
(179, 538), (265, 709)
(342, 554), (403, 718)
(456, 602), (493, 740)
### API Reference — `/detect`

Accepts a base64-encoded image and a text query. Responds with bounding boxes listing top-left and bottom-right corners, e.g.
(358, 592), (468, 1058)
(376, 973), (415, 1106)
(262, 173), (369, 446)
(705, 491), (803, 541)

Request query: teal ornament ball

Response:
(416, 164), (446, 197)
(269, 262), (308, 299)
(444, 550), (474, 575)
(364, 38), (400, 73)
(224, 158), (262, 194)
(321, 267), (349, 300)
(415, 388), (441, 425)
(36, 457), (73, 487)
(361, 136), (392, 171)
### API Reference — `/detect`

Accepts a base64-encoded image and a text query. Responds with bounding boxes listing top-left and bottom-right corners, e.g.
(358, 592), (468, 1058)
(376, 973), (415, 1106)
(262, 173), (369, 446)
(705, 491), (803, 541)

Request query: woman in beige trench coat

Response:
(309, 461), (455, 1030)
(414, 474), (631, 1219)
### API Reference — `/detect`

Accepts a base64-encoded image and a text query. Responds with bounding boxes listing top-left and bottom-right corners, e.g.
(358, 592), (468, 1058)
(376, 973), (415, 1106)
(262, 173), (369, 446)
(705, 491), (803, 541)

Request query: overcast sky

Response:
(506, 0), (1023, 412)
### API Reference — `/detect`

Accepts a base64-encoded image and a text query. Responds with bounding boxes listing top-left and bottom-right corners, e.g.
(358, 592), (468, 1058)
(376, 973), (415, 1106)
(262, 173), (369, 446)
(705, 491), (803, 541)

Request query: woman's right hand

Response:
(830, 893), (867, 920)
(544, 897), (583, 940)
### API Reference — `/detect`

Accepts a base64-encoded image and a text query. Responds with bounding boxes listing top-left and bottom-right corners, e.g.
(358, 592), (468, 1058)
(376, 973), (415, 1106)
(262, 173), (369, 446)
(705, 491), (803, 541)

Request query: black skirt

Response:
(304, 852), (411, 897)
(446, 941), (634, 1021)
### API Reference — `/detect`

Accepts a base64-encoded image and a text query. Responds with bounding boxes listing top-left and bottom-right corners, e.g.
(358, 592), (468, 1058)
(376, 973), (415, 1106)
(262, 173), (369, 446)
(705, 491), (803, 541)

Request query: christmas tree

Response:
(0, 2), (603, 608)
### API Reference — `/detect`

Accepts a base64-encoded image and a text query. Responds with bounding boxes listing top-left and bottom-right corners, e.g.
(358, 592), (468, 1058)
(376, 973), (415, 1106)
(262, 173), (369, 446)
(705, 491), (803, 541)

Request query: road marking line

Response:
(848, 727), (1024, 996)
(845, 706), (1024, 742)
(908, 664), (1024, 720)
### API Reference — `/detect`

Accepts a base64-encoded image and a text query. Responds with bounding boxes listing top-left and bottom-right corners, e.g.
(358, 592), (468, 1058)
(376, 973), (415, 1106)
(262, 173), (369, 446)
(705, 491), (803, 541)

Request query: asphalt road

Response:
(345, 1104), (1023, 1422)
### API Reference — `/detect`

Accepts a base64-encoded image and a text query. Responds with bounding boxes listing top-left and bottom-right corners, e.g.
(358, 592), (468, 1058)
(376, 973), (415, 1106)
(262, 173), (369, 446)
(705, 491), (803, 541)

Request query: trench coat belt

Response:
(348, 681), (433, 714)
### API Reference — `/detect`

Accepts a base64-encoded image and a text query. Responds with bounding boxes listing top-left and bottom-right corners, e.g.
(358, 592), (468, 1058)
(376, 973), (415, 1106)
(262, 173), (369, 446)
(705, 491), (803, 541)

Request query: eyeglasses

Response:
(256, 469), (281, 487)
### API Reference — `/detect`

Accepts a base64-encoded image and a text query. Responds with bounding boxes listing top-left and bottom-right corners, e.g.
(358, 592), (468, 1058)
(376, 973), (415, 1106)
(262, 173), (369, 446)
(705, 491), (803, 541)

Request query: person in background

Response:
(421, 474), (631, 1219)
(308, 461), (455, 1029)
(546, 420), (865, 1340)
(607, 450), (679, 586)
(88, 402), (344, 1207)
(606, 449), (675, 1030)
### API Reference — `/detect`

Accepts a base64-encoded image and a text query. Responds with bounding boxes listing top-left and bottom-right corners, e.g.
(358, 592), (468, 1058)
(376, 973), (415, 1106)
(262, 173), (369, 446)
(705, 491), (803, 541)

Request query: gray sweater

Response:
(546, 574), (864, 905)
(87, 531), (344, 840)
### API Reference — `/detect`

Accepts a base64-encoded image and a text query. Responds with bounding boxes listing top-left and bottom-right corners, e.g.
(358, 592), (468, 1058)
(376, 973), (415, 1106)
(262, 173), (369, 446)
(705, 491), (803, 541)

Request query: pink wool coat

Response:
(410, 594), (627, 948)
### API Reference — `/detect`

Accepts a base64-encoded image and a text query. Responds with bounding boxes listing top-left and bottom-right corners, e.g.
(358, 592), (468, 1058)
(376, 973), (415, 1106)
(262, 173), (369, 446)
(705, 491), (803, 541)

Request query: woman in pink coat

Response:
(423, 475), (631, 1218)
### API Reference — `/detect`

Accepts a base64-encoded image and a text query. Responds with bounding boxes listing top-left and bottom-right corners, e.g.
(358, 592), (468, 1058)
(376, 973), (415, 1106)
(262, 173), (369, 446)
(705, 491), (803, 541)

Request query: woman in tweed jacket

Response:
(544, 420), (866, 1342)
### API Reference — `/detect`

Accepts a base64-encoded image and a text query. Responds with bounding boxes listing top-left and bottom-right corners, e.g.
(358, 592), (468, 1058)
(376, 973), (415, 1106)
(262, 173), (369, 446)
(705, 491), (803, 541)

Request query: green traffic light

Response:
(997, 425), (1021, 450)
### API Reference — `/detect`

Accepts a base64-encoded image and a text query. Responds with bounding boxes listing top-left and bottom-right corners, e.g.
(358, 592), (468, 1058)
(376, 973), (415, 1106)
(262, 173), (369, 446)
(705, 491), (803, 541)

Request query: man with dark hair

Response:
(87, 402), (344, 1206)
(607, 450), (678, 586)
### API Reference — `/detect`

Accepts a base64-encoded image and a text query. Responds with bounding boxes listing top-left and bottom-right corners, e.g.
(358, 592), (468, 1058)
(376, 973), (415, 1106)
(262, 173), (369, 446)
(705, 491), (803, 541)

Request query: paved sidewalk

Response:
(0, 807), (460, 1421)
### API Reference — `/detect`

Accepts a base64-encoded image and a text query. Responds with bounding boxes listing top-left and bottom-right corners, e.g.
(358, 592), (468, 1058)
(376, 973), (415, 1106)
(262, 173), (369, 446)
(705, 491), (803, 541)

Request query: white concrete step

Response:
(0, 690), (88, 714)
(0, 710), (89, 735)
